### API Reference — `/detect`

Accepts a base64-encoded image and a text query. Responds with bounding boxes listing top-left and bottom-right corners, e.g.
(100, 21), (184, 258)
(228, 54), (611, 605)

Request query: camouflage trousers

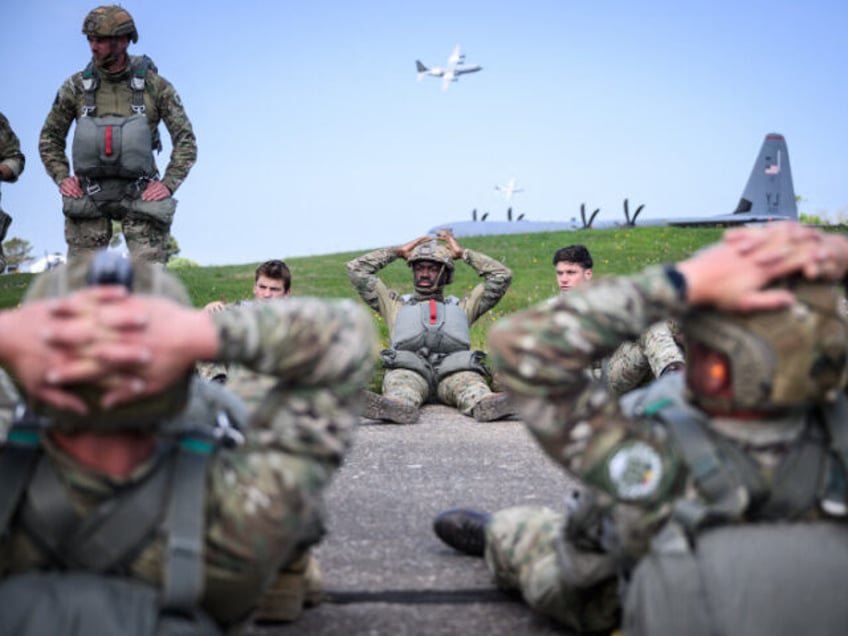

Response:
(606, 320), (684, 396)
(382, 368), (492, 416)
(485, 505), (620, 633)
(65, 211), (171, 265)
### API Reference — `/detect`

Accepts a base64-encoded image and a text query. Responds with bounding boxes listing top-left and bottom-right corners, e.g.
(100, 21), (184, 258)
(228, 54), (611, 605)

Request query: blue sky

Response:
(3, 0), (847, 266)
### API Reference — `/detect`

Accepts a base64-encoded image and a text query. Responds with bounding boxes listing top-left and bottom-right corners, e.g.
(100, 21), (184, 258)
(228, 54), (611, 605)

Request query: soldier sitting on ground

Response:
(434, 223), (848, 636)
(0, 252), (375, 634)
(554, 243), (685, 393)
(198, 259), (292, 384)
(347, 229), (514, 424)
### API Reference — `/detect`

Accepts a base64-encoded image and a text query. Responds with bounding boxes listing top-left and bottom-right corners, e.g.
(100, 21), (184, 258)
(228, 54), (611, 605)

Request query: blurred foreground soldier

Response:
(0, 112), (25, 273)
(0, 252), (375, 634)
(434, 223), (848, 635)
(39, 5), (197, 265)
(347, 229), (514, 424)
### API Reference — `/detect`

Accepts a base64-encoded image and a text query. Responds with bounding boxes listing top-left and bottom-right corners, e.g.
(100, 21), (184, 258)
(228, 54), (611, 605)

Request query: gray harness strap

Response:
(161, 437), (213, 612)
(653, 402), (750, 530)
(0, 412), (43, 534)
(81, 56), (162, 152)
(20, 448), (172, 573)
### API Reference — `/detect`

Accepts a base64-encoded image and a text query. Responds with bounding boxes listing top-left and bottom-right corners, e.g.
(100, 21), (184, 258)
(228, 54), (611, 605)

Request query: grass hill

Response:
(0, 226), (728, 352)
(3, 224), (845, 390)
(180, 226), (728, 351)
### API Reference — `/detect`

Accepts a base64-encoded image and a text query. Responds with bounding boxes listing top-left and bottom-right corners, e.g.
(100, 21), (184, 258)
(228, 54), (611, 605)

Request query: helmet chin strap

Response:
(96, 39), (127, 70)
(413, 264), (447, 298)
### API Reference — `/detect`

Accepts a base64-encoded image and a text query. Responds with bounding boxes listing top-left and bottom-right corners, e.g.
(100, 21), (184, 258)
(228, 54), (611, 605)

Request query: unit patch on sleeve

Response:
(607, 441), (663, 501)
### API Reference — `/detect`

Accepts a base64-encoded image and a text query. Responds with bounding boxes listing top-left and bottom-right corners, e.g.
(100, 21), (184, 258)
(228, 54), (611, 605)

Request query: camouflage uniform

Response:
(485, 266), (848, 633)
(0, 112), (25, 272)
(347, 246), (511, 415)
(0, 296), (376, 630)
(39, 55), (196, 264)
(605, 319), (684, 396)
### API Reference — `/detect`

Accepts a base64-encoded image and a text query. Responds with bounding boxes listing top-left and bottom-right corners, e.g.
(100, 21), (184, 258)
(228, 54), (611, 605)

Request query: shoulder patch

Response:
(607, 441), (663, 501)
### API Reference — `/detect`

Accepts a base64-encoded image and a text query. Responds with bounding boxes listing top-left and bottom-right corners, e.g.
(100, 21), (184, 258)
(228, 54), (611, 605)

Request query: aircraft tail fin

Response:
(416, 60), (428, 72)
(734, 133), (797, 219)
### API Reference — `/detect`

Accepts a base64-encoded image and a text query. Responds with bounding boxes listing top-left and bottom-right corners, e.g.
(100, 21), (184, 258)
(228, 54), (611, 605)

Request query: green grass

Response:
(2, 224), (844, 359)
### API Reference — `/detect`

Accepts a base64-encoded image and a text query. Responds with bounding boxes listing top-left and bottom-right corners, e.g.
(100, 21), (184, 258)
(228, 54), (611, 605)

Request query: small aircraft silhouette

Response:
(416, 45), (482, 91)
(495, 177), (524, 202)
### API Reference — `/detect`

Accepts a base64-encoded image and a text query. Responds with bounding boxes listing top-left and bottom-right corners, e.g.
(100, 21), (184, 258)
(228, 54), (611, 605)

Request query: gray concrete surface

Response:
(246, 404), (580, 635)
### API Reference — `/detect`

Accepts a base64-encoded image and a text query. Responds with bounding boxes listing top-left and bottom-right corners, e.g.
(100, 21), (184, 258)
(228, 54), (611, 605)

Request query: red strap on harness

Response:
(430, 299), (437, 325)
(105, 125), (113, 156)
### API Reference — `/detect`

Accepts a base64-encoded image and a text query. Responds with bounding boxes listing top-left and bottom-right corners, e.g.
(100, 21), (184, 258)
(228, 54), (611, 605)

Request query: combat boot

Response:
(362, 390), (419, 424)
(471, 392), (515, 422)
(254, 552), (323, 623)
(433, 508), (492, 556)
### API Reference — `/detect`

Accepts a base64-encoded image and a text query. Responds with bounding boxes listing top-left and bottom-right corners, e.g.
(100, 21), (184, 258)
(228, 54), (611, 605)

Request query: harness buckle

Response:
(5, 403), (48, 447)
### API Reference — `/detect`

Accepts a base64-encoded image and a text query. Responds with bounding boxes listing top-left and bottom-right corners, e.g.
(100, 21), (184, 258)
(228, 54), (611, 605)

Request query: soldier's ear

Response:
(585, 269), (593, 280)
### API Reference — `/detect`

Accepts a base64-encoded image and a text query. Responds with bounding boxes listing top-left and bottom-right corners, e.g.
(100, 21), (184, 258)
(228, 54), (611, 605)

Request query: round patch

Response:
(607, 441), (663, 501)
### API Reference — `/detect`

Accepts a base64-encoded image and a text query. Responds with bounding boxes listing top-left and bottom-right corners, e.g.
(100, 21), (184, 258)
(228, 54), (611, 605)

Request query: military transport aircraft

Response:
(416, 45), (482, 91)
(430, 133), (799, 237)
(495, 178), (524, 203)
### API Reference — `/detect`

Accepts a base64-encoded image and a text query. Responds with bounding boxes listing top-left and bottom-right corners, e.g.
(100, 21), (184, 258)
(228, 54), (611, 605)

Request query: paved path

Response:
(247, 404), (579, 635)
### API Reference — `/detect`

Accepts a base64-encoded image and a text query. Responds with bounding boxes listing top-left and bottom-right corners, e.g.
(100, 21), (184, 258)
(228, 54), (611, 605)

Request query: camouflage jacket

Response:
(39, 55), (197, 193)
(0, 297), (375, 625)
(489, 265), (842, 562)
(0, 112), (25, 182)
(346, 246), (512, 339)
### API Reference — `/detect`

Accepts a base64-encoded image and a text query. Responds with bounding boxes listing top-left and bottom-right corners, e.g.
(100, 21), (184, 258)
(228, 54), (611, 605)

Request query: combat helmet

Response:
(82, 5), (138, 43)
(683, 277), (848, 414)
(23, 251), (192, 433)
(408, 241), (455, 289)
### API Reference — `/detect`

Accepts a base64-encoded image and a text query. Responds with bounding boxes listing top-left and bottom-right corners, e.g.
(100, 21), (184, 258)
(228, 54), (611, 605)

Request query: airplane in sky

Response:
(494, 177), (524, 203)
(429, 133), (800, 237)
(416, 45), (482, 91)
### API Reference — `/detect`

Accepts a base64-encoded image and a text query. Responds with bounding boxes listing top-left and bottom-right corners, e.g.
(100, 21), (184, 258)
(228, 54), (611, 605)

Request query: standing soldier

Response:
(39, 5), (197, 265)
(347, 229), (514, 424)
(0, 112), (25, 273)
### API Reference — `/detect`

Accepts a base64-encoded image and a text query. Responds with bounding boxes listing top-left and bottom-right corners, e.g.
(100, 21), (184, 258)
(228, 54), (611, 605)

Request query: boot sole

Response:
(362, 391), (419, 424)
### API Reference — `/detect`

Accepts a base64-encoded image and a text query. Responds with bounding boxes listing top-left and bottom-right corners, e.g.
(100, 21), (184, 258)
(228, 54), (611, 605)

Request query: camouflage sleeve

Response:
(488, 264), (686, 465)
(606, 340), (651, 396)
(0, 113), (25, 181)
(201, 298), (375, 619)
(39, 76), (81, 185)
(457, 248), (513, 323)
(211, 296), (376, 464)
(346, 247), (402, 315)
(489, 266), (690, 558)
(606, 321), (684, 396)
(640, 320), (685, 378)
(150, 73), (197, 193)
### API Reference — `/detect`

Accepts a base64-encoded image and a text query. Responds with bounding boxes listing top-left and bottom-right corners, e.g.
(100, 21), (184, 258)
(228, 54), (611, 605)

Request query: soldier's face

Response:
(413, 261), (443, 289)
(555, 261), (592, 292)
(253, 275), (289, 301)
(88, 35), (128, 68)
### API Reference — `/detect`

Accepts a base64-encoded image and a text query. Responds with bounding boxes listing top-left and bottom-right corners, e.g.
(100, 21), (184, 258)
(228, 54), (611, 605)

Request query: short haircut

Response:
(255, 259), (291, 292)
(552, 244), (593, 270)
